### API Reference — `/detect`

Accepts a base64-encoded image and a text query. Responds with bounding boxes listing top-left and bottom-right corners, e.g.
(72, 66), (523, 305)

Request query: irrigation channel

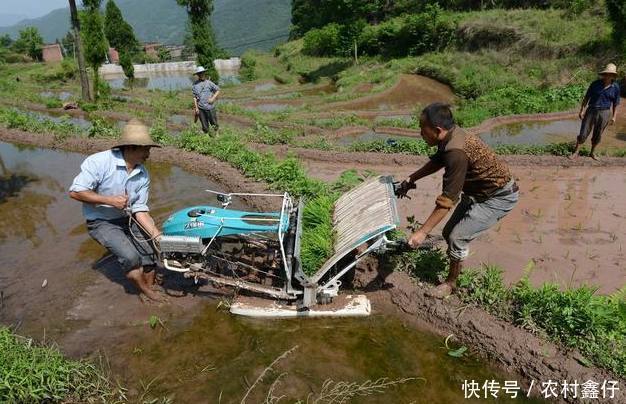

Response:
(0, 141), (547, 402)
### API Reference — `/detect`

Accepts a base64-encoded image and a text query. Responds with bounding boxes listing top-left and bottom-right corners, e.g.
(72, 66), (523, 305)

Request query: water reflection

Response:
(479, 120), (578, 145)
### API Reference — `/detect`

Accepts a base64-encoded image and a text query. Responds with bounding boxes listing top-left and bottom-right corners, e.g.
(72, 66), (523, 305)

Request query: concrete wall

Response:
(99, 58), (241, 77)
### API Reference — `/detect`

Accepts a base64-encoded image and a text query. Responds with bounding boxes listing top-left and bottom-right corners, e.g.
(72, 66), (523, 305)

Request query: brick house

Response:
(42, 44), (63, 63)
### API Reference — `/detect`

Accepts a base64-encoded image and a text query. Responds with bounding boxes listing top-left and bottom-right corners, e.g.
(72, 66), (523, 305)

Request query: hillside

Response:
(0, 0), (291, 55)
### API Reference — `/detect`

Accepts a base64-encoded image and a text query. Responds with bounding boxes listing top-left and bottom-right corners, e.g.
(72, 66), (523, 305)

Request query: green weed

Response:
(0, 327), (125, 402)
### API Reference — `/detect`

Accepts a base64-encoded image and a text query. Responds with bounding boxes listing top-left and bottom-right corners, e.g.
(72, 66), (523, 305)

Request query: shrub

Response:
(359, 5), (457, 58)
(239, 52), (257, 81)
(302, 23), (342, 56)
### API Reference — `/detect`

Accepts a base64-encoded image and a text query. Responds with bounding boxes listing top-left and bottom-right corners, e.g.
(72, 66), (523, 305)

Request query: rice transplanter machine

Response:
(158, 176), (401, 317)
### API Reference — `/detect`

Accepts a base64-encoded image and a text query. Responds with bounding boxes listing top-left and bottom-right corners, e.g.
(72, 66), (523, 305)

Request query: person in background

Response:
(192, 66), (221, 134)
(570, 63), (620, 161)
(69, 119), (166, 302)
(396, 103), (519, 298)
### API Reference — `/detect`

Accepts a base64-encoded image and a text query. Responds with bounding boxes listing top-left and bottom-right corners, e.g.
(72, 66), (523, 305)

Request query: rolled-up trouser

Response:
(578, 108), (611, 145)
(198, 108), (218, 133)
(442, 180), (519, 262)
(86, 217), (158, 272)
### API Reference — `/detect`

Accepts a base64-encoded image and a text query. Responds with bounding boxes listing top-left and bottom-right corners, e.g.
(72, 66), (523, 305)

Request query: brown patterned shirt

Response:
(430, 126), (512, 208)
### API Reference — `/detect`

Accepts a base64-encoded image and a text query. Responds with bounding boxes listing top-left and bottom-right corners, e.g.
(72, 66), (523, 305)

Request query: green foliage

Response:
(0, 34), (12, 48)
(349, 138), (434, 155)
(457, 265), (511, 317)
(452, 264), (626, 376)
(149, 120), (175, 145)
(80, 2), (108, 100)
(606, 0), (626, 53)
(32, 59), (77, 82)
(104, 0), (139, 54)
(239, 51), (257, 81)
(455, 84), (587, 127)
(177, 0), (221, 81)
(87, 116), (119, 138)
(300, 195), (336, 275)
(0, 108), (82, 139)
(302, 23), (343, 57)
(359, 5), (457, 58)
(61, 31), (75, 57)
(45, 98), (63, 109)
(0, 327), (124, 402)
(119, 51), (134, 81)
(12, 27), (44, 61)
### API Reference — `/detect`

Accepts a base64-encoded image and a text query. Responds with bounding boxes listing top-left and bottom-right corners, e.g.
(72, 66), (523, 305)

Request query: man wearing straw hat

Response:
(570, 63), (621, 160)
(69, 119), (166, 302)
(192, 65), (221, 133)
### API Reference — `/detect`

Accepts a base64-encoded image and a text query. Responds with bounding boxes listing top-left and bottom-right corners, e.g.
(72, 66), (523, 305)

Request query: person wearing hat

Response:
(69, 119), (166, 302)
(570, 63), (621, 160)
(192, 66), (221, 133)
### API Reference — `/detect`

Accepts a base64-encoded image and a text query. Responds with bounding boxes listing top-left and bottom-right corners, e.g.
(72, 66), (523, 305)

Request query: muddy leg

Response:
(427, 260), (461, 299)
(142, 266), (156, 287)
(568, 141), (581, 159)
(127, 267), (165, 302)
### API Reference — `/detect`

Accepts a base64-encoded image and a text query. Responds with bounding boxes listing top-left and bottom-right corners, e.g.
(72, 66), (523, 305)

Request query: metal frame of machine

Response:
(159, 176), (400, 314)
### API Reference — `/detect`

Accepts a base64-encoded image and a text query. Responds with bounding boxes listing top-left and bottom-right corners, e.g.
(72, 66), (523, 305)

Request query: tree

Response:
(12, 27), (44, 60)
(606, 0), (626, 53)
(104, 0), (139, 54)
(176, 0), (220, 81)
(80, 0), (108, 100)
(104, 0), (139, 82)
(69, 0), (92, 101)
(61, 31), (75, 57)
(0, 34), (12, 48)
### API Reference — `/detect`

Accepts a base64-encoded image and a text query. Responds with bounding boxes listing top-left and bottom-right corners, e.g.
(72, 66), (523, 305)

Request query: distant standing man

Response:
(570, 63), (621, 160)
(69, 119), (166, 302)
(396, 103), (519, 298)
(192, 66), (221, 133)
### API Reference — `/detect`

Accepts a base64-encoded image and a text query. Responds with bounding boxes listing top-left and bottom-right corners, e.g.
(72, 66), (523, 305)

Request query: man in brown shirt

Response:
(397, 103), (519, 298)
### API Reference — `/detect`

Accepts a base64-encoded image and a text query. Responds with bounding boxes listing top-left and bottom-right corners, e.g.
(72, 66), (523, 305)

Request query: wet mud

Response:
(1, 128), (623, 399)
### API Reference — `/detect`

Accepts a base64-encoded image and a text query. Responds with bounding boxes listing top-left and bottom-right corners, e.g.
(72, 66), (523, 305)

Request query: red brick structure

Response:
(42, 44), (63, 63)
(108, 47), (119, 64)
(143, 43), (161, 58)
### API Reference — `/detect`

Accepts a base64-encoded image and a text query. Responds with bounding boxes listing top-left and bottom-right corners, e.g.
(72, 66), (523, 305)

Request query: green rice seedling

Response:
(300, 195), (336, 276)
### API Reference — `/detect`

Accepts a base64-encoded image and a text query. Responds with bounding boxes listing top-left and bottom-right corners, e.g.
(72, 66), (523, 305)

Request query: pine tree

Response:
(104, 0), (139, 54)
(176, 0), (221, 81)
(80, 0), (108, 100)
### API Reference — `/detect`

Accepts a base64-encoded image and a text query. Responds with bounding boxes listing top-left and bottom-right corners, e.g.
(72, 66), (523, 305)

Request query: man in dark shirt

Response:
(397, 103), (519, 298)
(570, 63), (621, 160)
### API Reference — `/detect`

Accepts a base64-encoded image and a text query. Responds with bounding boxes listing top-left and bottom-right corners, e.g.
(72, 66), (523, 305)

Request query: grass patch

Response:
(456, 266), (626, 377)
(0, 327), (125, 402)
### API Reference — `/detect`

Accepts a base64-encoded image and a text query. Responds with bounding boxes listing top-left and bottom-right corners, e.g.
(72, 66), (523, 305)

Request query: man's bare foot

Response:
(590, 154), (600, 161)
(425, 282), (453, 299)
(567, 152), (579, 160)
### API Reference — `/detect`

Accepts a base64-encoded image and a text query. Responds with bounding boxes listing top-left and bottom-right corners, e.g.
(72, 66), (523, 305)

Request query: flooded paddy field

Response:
(298, 155), (626, 295)
(0, 140), (543, 402)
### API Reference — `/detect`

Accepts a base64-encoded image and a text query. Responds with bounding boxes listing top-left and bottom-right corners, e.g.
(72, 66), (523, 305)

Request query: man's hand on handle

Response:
(394, 179), (416, 199)
(107, 194), (128, 210)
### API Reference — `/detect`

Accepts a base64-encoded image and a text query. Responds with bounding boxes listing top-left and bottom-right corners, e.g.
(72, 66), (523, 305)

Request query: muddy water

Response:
(0, 141), (539, 403)
(480, 119), (626, 150)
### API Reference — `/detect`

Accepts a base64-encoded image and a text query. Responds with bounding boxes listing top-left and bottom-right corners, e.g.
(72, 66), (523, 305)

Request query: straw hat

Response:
(113, 119), (161, 148)
(599, 63), (618, 75)
(194, 66), (207, 75)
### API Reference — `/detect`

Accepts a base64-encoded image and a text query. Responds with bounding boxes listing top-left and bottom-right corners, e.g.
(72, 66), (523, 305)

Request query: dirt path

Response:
(0, 127), (623, 397)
